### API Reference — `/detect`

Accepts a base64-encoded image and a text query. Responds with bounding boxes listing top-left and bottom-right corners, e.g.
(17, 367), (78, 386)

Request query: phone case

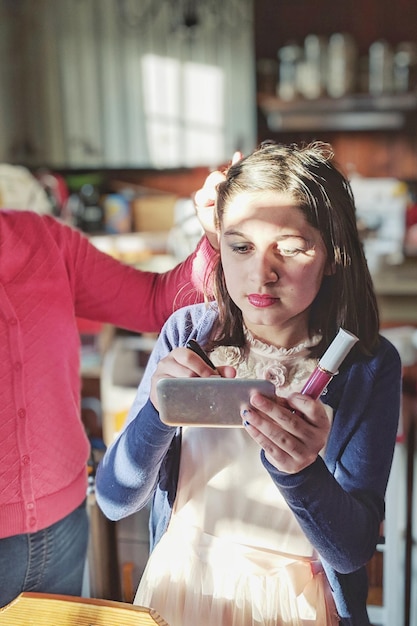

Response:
(156, 377), (276, 427)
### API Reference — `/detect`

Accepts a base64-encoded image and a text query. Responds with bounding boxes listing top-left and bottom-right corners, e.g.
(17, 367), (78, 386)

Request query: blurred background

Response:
(1, 2), (417, 626)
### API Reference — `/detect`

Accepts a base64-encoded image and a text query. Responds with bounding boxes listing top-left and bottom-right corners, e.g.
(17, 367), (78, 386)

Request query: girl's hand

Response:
(150, 347), (236, 410)
(241, 392), (332, 474)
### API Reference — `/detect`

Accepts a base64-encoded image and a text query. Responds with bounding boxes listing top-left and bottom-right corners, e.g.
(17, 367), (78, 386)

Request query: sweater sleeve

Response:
(95, 303), (217, 520)
(262, 338), (402, 574)
(94, 320), (178, 520)
(45, 215), (217, 333)
(95, 397), (177, 520)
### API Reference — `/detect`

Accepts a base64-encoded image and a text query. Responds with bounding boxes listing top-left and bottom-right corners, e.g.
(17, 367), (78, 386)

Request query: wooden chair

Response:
(0, 593), (169, 626)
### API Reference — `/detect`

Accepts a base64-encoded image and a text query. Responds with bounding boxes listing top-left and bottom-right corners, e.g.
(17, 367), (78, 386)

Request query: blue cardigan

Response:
(96, 303), (402, 626)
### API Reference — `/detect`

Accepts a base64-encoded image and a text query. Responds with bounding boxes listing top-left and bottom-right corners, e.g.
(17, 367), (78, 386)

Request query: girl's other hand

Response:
(150, 347), (236, 410)
(241, 391), (331, 474)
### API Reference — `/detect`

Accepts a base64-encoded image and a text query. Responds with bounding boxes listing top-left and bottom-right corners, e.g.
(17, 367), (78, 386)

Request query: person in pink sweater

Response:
(0, 201), (217, 607)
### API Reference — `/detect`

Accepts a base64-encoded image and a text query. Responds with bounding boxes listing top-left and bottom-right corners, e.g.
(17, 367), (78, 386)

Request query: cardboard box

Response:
(132, 193), (177, 232)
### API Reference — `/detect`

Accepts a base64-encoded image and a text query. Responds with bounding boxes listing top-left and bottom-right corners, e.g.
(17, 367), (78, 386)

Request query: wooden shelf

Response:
(258, 92), (417, 133)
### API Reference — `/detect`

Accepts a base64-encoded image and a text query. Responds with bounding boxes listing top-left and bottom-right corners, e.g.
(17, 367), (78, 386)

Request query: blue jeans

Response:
(0, 500), (89, 607)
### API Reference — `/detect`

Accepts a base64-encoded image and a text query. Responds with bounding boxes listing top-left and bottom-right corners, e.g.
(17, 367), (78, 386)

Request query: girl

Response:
(96, 142), (402, 626)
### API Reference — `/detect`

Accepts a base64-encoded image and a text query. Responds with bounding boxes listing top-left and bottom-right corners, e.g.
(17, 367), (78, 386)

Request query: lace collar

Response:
(209, 329), (322, 395)
(244, 328), (321, 357)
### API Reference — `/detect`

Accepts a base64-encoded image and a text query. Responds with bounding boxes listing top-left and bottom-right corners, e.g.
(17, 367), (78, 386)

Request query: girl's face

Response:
(219, 191), (331, 348)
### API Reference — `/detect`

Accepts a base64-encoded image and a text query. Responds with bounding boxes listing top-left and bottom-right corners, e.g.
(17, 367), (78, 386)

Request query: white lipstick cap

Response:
(319, 328), (359, 374)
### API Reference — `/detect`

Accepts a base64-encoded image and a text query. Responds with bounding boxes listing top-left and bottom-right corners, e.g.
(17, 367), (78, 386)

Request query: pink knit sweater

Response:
(0, 209), (214, 537)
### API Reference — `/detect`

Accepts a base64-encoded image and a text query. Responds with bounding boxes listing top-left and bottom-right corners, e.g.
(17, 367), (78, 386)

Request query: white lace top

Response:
(209, 329), (322, 396)
(135, 330), (338, 625)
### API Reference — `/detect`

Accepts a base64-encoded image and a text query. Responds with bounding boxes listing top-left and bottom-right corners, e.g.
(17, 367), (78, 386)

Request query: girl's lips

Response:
(247, 294), (279, 308)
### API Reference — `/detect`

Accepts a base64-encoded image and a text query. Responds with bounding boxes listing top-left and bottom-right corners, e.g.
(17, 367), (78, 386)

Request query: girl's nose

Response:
(251, 251), (280, 284)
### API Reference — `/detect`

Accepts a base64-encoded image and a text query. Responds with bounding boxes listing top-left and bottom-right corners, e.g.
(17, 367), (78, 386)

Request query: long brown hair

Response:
(206, 141), (379, 357)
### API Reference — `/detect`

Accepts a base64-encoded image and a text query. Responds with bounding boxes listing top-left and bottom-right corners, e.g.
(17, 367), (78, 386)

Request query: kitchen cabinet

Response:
(373, 259), (417, 325)
(256, 91), (417, 178)
(254, 0), (417, 179)
(257, 92), (417, 134)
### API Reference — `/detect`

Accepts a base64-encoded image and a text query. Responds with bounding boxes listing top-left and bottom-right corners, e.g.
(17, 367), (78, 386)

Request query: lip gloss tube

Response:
(301, 328), (359, 399)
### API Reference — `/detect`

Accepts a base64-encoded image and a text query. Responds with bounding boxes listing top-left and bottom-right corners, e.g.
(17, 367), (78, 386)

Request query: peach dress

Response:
(135, 332), (338, 626)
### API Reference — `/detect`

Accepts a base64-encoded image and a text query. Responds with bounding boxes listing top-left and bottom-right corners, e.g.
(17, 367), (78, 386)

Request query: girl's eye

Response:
(276, 238), (310, 257)
(228, 238), (312, 256)
(277, 246), (306, 257)
(230, 243), (252, 254)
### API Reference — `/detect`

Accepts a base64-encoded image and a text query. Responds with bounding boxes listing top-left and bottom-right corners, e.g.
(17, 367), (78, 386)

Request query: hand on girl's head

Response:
(193, 152), (243, 249)
(194, 151), (242, 212)
(241, 391), (331, 474)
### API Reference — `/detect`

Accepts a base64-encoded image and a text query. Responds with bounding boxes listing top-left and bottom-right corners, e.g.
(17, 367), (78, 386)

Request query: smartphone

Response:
(156, 377), (276, 427)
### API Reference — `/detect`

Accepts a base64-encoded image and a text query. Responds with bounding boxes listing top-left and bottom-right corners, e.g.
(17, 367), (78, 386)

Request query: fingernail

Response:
(241, 408), (251, 427)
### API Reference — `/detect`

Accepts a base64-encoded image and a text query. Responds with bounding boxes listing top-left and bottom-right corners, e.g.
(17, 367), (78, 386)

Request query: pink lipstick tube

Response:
(301, 328), (359, 399)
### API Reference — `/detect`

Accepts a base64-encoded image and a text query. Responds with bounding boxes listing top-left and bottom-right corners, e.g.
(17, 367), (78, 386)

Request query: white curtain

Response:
(1, 0), (255, 168)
